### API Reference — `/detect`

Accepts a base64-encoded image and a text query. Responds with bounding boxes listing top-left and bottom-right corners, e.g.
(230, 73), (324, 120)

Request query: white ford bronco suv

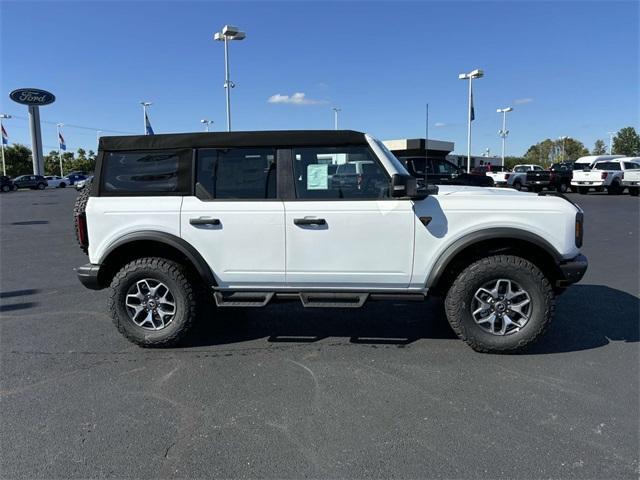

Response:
(75, 130), (587, 353)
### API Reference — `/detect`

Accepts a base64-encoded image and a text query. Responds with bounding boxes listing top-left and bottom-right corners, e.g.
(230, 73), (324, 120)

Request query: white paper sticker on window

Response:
(307, 164), (329, 190)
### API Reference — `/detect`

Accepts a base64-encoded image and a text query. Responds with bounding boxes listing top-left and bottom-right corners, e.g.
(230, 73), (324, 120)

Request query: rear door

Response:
(180, 147), (285, 289)
(283, 145), (415, 289)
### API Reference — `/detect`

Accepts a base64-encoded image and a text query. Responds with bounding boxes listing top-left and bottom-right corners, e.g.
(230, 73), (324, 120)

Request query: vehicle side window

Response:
(594, 162), (620, 170)
(624, 162), (639, 169)
(196, 148), (276, 200)
(292, 145), (389, 200)
(435, 160), (458, 174)
(102, 149), (191, 195)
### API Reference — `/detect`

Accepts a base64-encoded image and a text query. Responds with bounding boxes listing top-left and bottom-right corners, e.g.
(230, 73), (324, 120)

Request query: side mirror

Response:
(390, 174), (428, 199)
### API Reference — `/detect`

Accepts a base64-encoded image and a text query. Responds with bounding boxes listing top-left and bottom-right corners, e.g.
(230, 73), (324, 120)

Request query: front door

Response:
(284, 145), (415, 289)
(181, 147), (285, 289)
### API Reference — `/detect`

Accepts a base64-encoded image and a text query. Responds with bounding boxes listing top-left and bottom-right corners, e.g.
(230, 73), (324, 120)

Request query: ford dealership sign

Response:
(10, 88), (56, 106)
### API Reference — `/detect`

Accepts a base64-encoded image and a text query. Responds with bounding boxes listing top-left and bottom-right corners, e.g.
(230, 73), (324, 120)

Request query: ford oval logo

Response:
(9, 88), (56, 106)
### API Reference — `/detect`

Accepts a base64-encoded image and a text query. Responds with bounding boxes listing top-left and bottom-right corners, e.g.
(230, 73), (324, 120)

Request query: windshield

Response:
(513, 166), (531, 173)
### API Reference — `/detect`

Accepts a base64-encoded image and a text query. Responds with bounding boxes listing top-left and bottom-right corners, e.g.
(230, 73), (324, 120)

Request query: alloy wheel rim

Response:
(125, 278), (176, 330)
(471, 278), (531, 336)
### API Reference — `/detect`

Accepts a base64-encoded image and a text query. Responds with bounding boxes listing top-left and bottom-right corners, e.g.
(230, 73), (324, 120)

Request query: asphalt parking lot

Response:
(1, 187), (638, 479)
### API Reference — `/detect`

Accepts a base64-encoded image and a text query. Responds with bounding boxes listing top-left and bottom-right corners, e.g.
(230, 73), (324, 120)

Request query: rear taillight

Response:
(77, 213), (89, 248)
(505, 173), (511, 180)
(601, 172), (608, 180)
(575, 212), (583, 248)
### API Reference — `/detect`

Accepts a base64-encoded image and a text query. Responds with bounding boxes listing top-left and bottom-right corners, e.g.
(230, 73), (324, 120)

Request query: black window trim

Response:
(97, 148), (193, 197)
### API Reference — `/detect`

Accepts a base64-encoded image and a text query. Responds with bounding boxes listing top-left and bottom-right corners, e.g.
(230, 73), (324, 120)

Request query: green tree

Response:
(524, 137), (588, 166)
(3, 144), (33, 177)
(504, 156), (527, 170)
(592, 139), (606, 155)
(612, 127), (640, 156)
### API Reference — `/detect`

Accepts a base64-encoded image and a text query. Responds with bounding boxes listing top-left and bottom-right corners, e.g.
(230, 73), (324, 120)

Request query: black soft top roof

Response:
(99, 130), (368, 152)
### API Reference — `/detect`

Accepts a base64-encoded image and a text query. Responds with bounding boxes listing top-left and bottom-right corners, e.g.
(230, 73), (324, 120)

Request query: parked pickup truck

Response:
(620, 157), (640, 196)
(572, 159), (640, 194)
(498, 164), (545, 191)
(525, 162), (576, 193)
(74, 130), (587, 353)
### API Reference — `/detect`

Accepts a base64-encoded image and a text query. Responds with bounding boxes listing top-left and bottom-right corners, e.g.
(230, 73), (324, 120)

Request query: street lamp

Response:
(140, 101), (153, 135)
(332, 107), (341, 130)
(459, 68), (484, 173)
(214, 24), (246, 132)
(559, 136), (568, 161)
(0, 114), (12, 176)
(497, 106), (513, 167)
(201, 119), (214, 132)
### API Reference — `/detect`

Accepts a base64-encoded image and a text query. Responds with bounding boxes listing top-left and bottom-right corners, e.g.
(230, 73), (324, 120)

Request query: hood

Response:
(436, 185), (536, 196)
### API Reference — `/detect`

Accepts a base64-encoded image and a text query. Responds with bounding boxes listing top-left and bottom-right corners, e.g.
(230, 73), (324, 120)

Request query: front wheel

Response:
(37, 183), (46, 190)
(109, 257), (199, 347)
(557, 182), (568, 193)
(444, 255), (555, 353)
(59, 182), (66, 188)
(512, 181), (523, 191)
(1, 185), (9, 193)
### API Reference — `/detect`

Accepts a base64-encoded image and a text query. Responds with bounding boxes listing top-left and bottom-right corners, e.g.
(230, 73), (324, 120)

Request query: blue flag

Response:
(145, 111), (154, 135)
(1, 124), (8, 145)
(470, 84), (475, 122)
(58, 131), (66, 151)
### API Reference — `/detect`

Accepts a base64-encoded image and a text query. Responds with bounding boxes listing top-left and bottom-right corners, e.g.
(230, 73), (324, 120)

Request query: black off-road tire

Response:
(444, 255), (555, 353)
(73, 181), (93, 254)
(59, 182), (66, 188)
(512, 181), (523, 191)
(109, 257), (198, 347)
(557, 182), (568, 193)
(1, 185), (9, 193)
(607, 181), (622, 195)
(630, 187), (639, 197)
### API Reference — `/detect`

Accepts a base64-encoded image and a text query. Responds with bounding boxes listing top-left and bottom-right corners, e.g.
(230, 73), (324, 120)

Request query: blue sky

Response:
(1, 1), (638, 156)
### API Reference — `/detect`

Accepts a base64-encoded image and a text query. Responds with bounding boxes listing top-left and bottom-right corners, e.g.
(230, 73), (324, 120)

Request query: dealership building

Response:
(383, 138), (502, 168)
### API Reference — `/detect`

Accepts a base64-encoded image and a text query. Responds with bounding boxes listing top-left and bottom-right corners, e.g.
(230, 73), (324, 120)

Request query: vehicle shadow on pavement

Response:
(525, 284), (639, 355)
(186, 285), (639, 353)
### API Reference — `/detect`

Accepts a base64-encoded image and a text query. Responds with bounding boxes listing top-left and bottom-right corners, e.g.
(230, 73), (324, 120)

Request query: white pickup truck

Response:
(572, 159), (640, 195)
(620, 157), (640, 196)
(492, 164), (545, 190)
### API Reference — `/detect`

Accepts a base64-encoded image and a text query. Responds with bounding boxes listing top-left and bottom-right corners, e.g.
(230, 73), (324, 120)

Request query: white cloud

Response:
(434, 122), (448, 127)
(514, 98), (534, 105)
(267, 92), (326, 105)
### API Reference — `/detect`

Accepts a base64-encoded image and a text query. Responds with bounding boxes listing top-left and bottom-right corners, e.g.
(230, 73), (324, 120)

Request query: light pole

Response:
(56, 123), (65, 176)
(497, 107), (513, 167)
(96, 130), (102, 149)
(201, 119), (214, 132)
(559, 136), (568, 161)
(140, 102), (152, 135)
(332, 107), (341, 130)
(0, 114), (11, 176)
(459, 69), (484, 173)
(214, 25), (246, 132)
(607, 131), (616, 154)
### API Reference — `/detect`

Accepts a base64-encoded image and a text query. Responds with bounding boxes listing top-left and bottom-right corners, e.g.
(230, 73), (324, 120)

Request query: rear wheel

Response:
(444, 255), (554, 353)
(630, 187), (639, 197)
(109, 257), (198, 347)
(59, 182), (66, 188)
(1, 185), (9, 193)
(607, 181), (622, 195)
(557, 182), (568, 193)
(512, 181), (523, 191)
(37, 183), (45, 190)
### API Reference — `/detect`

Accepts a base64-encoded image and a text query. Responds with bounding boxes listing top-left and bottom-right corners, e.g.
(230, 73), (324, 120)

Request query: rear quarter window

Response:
(101, 149), (192, 195)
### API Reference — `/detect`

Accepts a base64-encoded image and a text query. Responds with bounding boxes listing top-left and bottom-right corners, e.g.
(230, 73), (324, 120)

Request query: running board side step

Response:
(214, 292), (274, 307)
(299, 292), (369, 308)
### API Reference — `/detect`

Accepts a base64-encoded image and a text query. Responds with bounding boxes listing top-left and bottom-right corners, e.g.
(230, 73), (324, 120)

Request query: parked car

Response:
(75, 175), (93, 191)
(12, 175), (48, 190)
(400, 157), (494, 187)
(64, 173), (87, 186)
(525, 162), (577, 193)
(45, 175), (68, 188)
(506, 164), (546, 191)
(1, 175), (16, 192)
(74, 130), (586, 353)
(571, 159), (640, 194)
(620, 157), (640, 196)
(573, 154), (624, 170)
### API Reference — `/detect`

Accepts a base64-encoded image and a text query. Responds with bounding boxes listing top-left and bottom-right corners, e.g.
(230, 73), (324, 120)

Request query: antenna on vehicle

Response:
(425, 103), (429, 187)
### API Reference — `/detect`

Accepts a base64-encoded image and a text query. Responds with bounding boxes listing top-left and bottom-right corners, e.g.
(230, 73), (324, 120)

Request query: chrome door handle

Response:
(189, 217), (221, 226)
